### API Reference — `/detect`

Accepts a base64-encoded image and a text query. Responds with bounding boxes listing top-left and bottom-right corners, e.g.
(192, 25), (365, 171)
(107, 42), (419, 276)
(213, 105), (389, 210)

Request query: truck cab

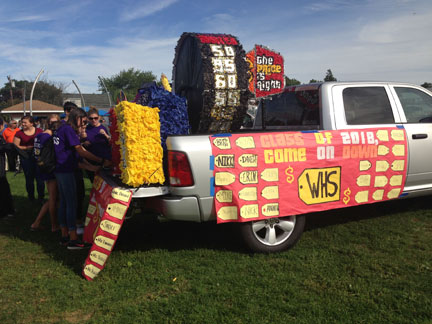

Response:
(254, 82), (432, 196)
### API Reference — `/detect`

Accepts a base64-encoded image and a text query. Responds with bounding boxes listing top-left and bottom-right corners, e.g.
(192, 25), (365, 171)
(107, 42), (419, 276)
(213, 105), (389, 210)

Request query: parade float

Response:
(82, 33), (409, 280)
(82, 32), (262, 280)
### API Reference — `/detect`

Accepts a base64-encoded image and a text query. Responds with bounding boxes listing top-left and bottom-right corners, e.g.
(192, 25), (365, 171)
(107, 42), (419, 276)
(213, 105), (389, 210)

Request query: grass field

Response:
(0, 172), (431, 324)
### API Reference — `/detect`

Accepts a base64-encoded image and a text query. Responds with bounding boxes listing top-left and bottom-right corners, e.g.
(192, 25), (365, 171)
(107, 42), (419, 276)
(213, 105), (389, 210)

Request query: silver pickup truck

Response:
(109, 81), (432, 252)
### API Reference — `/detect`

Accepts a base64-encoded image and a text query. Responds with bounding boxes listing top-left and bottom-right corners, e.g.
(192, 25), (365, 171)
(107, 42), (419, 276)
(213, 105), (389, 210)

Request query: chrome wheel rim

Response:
(251, 216), (296, 246)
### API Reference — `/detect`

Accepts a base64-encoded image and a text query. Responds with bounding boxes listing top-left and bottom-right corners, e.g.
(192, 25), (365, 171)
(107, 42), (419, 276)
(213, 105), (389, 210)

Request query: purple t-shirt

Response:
(85, 124), (111, 160)
(34, 132), (56, 181)
(53, 124), (80, 173)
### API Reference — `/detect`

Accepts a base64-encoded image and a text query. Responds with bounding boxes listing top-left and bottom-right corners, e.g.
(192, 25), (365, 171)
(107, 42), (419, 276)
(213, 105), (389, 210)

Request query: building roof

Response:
(1, 100), (63, 114)
(62, 93), (112, 109)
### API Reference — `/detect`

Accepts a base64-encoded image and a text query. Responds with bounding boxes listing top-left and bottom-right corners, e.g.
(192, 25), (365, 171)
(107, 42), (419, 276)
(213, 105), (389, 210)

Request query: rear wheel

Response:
(239, 215), (305, 253)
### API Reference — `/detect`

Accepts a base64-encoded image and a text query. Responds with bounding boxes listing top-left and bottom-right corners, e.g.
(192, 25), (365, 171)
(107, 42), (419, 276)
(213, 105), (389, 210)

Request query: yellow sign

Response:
(391, 160), (405, 171)
(111, 188), (132, 203)
(235, 136), (255, 149)
(216, 190), (233, 203)
(106, 203), (128, 220)
(261, 168), (279, 182)
(392, 145), (405, 156)
(83, 264), (101, 280)
(374, 176), (388, 187)
(372, 189), (384, 201)
(100, 220), (122, 236)
(388, 188), (401, 199)
(376, 130), (389, 141)
(355, 190), (368, 203)
(359, 160), (372, 171)
(94, 235), (115, 251)
(391, 129), (404, 141)
(214, 154), (235, 168)
(356, 175), (371, 186)
(262, 203), (279, 217)
(390, 175), (403, 186)
(90, 250), (109, 267)
(298, 167), (341, 205)
(261, 186), (279, 200)
(376, 160), (389, 172)
(239, 171), (258, 184)
(238, 154), (258, 167)
(378, 145), (389, 156)
(215, 172), (236, 186)
(239, 187), (257, 201)
(217, 206), (238, 220)
(213, 137), (231, 150)
(240, 204), (259, 219)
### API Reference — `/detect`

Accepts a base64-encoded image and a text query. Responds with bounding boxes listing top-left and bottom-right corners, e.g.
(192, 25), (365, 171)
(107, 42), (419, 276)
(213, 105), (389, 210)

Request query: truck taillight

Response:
(168, 151), (194, 187)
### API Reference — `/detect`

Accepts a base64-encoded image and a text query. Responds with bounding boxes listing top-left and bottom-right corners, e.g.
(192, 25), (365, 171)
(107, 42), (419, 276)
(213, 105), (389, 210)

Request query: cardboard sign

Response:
(82, 175), (132, 281)
(247, 45), (285, 98)
(211, 128), (408, 223)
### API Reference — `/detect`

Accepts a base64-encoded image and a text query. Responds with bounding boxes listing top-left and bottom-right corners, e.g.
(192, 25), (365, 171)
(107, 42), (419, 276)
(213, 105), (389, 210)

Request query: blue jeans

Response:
(55, 172), (77, 231)
(21, 156), (45, 200)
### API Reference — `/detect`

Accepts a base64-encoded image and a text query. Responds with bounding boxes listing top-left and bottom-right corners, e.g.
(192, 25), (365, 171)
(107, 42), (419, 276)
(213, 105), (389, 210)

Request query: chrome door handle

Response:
(412, 134), (428, 139)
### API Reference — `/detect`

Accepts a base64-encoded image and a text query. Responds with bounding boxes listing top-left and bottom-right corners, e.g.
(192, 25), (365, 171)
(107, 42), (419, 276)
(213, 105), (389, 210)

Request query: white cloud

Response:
(7, 15), (52, 23)
(358, 11), (432, 43)
(0, 36), (179, 93)
(119, 0), (179, 22)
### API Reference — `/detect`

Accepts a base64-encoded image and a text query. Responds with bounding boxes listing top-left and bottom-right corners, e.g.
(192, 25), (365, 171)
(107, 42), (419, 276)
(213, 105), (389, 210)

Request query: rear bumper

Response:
(145, 195), (202, 222)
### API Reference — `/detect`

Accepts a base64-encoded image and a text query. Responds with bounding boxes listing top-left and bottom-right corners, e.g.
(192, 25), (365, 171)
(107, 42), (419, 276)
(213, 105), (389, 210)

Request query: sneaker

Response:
(59, 236), (69, 246)
(67, 240), (92, 250)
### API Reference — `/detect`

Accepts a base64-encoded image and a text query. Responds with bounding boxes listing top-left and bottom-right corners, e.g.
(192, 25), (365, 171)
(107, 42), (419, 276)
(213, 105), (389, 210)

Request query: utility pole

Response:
(7, 75), (15, 105)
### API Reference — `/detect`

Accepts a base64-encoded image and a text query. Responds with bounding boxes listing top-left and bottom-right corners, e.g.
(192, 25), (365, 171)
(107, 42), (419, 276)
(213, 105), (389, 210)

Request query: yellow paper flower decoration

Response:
(161, 73), (172, 92)
(114, 101), (165, 187)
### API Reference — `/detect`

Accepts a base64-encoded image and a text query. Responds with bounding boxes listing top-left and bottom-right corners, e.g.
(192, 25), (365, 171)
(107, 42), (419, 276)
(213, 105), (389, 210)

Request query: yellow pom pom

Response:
(161, 73), (172, 92)
(115, 101), (165, 187)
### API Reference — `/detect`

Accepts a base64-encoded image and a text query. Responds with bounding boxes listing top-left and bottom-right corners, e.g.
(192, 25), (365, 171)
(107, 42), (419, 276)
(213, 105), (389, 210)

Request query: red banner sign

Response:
(247, 45), (285, 98)
(82, 175), (132, 281)
(210, 128), (408, 223)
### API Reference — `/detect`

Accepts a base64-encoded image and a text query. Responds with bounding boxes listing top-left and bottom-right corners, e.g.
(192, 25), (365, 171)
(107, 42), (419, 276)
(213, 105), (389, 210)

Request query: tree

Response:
(309, 79), (321, 83)
(421, 82), (432, 89)
(324, 69), (337, 82)
(0, 78), (65, 110)
(98, 68), (157, 102)
(285, 76), (301, 86)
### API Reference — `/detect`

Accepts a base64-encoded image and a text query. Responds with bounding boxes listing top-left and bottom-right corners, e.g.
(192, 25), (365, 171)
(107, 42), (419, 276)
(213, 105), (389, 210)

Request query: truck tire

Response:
(239, 215), (305, 253)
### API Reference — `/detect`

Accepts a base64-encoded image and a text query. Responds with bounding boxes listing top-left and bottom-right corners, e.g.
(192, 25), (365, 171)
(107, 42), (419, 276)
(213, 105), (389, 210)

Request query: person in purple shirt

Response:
(53, 108), (110, 250)
(82, 107), (111, 182)
(31, 114), (60, 232)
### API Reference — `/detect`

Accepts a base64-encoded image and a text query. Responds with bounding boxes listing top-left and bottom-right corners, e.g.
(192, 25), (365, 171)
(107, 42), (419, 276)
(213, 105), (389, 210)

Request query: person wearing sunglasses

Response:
(82, 107), (111, 182)
(53, 108), (109, 249)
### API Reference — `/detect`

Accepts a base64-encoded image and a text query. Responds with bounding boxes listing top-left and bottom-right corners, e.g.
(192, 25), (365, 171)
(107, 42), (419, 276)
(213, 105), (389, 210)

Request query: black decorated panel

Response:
(173, 33), (251, 133)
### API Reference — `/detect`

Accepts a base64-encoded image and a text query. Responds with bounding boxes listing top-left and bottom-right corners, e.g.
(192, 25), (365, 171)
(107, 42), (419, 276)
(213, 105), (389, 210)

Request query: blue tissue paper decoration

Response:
(135, 82), (190, 150)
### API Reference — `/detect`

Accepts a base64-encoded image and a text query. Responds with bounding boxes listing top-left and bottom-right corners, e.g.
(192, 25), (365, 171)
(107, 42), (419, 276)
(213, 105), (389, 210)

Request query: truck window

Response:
(394, 87), (432, 123)
(254, 89), (320, 128)
(343, 87), (394, 125)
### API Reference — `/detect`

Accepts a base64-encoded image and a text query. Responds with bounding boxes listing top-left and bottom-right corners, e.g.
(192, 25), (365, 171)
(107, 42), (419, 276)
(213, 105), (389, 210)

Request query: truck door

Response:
(389, 86), (432, 189)
(332, 84), (402, 130)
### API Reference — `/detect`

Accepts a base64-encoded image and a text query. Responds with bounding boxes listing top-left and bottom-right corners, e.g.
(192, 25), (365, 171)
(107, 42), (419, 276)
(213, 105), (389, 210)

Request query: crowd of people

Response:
(0, 102), (112, 250)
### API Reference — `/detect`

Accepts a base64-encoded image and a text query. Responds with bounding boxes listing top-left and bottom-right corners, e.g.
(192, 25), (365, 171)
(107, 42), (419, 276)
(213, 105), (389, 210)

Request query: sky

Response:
(0, 0), (431, 94)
